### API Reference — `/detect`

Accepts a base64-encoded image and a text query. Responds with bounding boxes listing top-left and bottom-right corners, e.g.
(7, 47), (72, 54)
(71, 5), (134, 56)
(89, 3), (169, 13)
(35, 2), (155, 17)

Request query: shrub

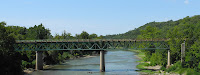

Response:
(150, 53), (157, 66)
(160, 66), (166, 71)
(167, 61), (182, 72)
(22, 60), (29, 69)
(186, 68), (200, 75)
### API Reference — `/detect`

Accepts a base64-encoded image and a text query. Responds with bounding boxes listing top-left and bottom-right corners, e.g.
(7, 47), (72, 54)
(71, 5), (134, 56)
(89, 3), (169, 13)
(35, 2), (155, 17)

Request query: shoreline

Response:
(23, 55), (98, 74)
(129, 49), (162, 74)
(129, 49), (181, 75)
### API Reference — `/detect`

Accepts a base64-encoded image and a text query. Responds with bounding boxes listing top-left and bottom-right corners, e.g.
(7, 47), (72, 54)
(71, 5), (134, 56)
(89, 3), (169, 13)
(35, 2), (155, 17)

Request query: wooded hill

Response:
(104, 15), (200, 39)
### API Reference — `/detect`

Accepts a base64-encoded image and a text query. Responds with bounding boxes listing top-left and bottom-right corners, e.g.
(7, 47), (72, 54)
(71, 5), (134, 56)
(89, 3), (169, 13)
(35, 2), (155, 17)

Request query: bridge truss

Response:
(14, 39), (170, 51)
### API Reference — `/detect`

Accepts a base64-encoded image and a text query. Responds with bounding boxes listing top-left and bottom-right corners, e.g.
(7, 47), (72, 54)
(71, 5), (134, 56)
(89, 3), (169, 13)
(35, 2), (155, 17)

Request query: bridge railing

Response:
(16, 39), (170, 43)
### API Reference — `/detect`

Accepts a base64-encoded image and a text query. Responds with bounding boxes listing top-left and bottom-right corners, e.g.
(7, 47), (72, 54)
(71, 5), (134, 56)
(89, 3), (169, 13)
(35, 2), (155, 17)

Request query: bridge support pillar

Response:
(181, 43), (185, 64)
(100, 50), (105, 72)
(167, 50), (171, 68)
(36, 51), (43, 70)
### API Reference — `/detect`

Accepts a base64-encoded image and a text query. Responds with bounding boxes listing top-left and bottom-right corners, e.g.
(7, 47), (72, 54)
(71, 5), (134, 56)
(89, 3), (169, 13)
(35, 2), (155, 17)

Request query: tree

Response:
(0, 22), (22, 75)
(26, 23), (51, 40)
(137, 26), (160, 39)
(61, 30), (73, 39)
(89, 33), (97, 39)
(80, 31), (89, 39)
(6, 26), (27, 40)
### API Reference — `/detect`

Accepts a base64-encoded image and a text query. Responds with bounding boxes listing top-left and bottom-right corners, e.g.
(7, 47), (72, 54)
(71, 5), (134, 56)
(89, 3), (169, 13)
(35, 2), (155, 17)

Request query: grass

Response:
(128, 49), (145, 59)
(169, 67), (200, 75)
(129, 49), (158, 74)
(136, 62), (158, 74)
(136, 63), (148, 69)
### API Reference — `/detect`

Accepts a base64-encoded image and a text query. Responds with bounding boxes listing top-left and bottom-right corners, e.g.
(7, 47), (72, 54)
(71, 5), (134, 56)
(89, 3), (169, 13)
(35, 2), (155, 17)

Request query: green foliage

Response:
(167, 61), (182, 72)
(25, 23), (51, 40)
(0, 22), (22, 75)
(160, 66), (167, 71)
(149, 50), (167, 66)
(186, 68), (200, 75)
(138, 26), (160, 39)
(6, 26), (26, 40)
(54, 30), (73, 39)
(32, 60), (36, 66)
(62, 52), (69, 58)
(22, 60), (29, 69)
(89, 33), (98, 39)
(80, 31), (89, 39)
(58, 53), (63, 62)
(136, 63), (148, 69)
(55, 30), (101, 39)
(149, 53), (157, 66)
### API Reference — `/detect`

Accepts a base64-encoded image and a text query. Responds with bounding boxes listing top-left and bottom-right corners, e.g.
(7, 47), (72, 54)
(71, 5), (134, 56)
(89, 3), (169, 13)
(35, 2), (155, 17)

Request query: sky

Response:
(0, 0), (199, 36)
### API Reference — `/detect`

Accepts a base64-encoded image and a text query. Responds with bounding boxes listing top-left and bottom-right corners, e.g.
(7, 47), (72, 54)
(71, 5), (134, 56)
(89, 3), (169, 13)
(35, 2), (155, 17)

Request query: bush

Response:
(198, 62), (200, 70)
(186, 68), (200, 75)
(160, 66), (167, 71)
(150, 53), (157, 66)
(31, 60), (36, 68)
(167, 61), (182, 72)
(22, 60), (29, 69)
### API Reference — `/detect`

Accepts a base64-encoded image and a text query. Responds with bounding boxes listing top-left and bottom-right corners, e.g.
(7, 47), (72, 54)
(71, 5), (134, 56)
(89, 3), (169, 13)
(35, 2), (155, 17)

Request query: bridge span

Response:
(14, 39), (171, 72)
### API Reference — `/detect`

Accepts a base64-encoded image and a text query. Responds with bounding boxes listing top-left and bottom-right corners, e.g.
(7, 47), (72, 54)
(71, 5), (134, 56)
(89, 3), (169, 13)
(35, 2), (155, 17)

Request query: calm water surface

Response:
(30, 50), (140, 75)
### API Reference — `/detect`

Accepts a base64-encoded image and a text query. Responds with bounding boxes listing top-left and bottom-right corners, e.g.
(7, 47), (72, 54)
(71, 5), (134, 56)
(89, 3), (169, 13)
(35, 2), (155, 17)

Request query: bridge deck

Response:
(16, 39), (169, 43)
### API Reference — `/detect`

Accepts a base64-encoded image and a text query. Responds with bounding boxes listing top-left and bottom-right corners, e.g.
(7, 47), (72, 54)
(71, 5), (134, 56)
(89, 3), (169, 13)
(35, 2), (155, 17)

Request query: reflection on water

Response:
(30, 50), (140, 75)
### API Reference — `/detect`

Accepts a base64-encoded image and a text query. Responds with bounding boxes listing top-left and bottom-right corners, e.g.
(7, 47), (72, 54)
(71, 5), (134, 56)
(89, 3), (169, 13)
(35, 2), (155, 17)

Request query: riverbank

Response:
(128, 49), (161, 74)
(128, 49), (180, 75)
(129, 49), (200, 75)
(23, 55), (97, 74)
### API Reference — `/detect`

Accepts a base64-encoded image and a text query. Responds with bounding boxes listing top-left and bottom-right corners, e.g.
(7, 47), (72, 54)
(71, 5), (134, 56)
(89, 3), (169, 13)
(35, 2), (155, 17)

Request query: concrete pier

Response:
(167, 50), (170, 68)
(181, 43), (185, 63)
(36, 51), (43, 70)
(100, 50), (105, 72)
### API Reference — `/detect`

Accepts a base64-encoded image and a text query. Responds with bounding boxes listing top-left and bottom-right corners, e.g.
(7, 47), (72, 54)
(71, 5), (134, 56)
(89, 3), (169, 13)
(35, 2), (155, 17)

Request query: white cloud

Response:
(184, 0), (189, 4)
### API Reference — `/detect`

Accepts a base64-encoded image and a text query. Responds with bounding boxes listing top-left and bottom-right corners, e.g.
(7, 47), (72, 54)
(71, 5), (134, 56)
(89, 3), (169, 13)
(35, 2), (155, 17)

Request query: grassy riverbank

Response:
(129, 49), (200, 75)
(129, 50), (159, 74)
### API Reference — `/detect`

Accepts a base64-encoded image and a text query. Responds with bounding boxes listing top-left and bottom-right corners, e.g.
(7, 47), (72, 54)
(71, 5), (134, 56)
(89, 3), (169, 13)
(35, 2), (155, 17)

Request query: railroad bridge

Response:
(15, 39), (171, 72)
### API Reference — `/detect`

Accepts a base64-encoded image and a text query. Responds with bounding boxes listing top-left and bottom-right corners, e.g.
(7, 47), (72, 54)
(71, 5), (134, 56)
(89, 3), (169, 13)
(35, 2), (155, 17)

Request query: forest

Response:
(1, 15), (200, 74)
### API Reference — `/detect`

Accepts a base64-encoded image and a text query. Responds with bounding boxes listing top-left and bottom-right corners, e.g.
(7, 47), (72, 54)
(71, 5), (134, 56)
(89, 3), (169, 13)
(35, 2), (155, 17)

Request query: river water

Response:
(30, 50), (140, 75)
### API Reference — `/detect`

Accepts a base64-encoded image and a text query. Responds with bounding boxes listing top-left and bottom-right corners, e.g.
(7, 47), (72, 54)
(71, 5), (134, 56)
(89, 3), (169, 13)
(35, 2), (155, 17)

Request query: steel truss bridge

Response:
(14, 39), (170, 51)
(14, 39), (171, 72)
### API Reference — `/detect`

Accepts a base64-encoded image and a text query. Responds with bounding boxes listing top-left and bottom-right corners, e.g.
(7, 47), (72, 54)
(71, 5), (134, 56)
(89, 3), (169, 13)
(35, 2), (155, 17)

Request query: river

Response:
(30, 50), (140, 75)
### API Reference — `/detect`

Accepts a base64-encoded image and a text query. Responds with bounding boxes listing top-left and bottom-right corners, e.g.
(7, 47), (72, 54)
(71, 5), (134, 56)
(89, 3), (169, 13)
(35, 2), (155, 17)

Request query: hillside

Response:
(104, 15), (200, 39)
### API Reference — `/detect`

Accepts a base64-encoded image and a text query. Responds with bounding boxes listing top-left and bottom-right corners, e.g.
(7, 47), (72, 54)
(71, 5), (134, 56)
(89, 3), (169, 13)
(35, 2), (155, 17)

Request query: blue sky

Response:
(0, 0), (199, 36)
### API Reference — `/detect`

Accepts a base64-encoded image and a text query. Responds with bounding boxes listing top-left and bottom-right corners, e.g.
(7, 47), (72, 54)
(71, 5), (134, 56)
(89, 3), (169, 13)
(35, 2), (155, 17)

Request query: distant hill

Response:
(104, 15), (200, 39)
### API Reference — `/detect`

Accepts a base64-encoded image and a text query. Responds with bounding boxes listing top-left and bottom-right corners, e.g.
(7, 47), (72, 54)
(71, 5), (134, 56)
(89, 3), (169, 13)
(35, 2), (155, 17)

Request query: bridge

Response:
(14, 39), (171, 72)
